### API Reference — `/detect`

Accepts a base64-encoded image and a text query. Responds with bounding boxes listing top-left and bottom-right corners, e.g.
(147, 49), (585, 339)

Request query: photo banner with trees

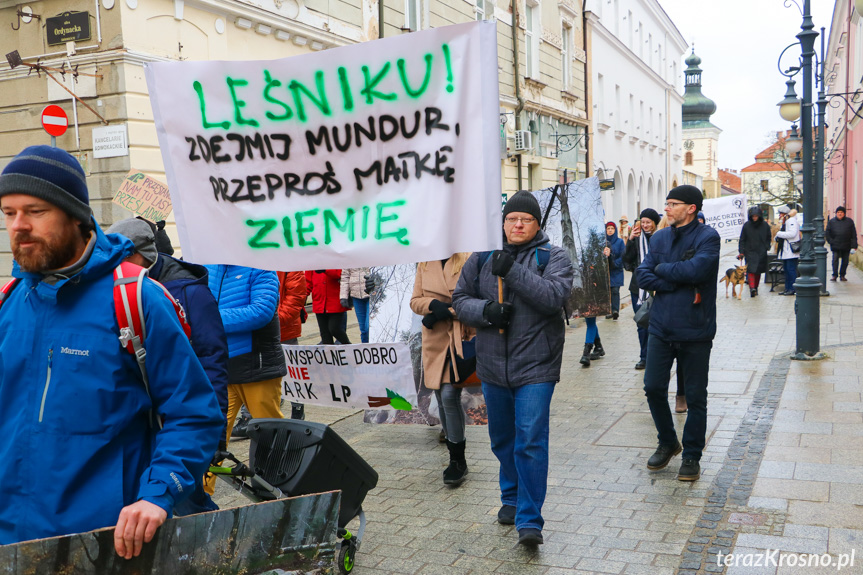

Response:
(144, 21), (502, 271)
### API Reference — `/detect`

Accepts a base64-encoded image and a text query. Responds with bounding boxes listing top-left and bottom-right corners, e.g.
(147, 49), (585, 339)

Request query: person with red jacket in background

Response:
(305, 270), (351, 345)
(279, 272), (308, 419)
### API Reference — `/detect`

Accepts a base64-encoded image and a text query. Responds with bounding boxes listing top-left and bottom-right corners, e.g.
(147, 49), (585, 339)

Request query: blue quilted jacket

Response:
(205, 265), (286, 384)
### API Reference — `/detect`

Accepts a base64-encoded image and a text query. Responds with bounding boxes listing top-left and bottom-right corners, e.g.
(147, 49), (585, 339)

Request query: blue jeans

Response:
(585, 317), (598, 344)
(482, 381), (555, 531)
(352, 297), (370, 343)
(783, 258), (798, 293)
(631, 297), (648, 361)
(643, 336), (711, 461)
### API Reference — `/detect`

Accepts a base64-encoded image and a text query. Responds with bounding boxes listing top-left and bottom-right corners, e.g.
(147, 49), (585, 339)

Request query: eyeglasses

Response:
(664, 201), (688, 208)
(504, 217), (537, 224)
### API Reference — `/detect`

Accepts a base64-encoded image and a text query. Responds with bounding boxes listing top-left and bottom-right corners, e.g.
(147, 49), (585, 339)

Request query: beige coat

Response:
(410, 259), (475, 390)
(340, 268), (370, 300)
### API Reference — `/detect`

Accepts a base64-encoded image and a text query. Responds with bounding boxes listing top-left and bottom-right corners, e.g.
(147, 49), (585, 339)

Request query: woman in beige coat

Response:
(410, 253), (474, 486)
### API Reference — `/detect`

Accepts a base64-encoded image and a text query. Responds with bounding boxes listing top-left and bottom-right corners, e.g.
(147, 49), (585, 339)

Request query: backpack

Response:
(0, 262), (191, 430)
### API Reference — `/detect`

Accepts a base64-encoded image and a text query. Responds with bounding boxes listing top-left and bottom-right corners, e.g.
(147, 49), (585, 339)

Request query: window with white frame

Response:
(476, 0), (495, 21)
(561, 24), (571, 90)
(525, 2), (540, 79)
(405, 0), (420, 31)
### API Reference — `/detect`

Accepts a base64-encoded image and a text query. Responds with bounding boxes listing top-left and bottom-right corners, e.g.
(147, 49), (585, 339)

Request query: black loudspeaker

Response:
(246, 419), (378, 528)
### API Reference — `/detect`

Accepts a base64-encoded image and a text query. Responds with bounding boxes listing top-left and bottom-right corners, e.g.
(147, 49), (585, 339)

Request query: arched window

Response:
(684, 151), (693, 166)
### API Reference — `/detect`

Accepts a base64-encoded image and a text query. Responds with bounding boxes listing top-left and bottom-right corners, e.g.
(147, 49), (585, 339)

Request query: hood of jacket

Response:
(150, 253), (208, 289)
(748, 206), (765, 223)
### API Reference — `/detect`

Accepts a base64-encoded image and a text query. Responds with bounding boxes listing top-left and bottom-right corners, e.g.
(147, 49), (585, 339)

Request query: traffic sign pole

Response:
(51, 136), (56, 148)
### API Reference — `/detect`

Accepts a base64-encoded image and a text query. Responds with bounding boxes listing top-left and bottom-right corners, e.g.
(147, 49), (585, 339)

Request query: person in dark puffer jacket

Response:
(636, 185), (720, 483)
(203, 265), (286, 492)
(825, 206), (858, 281)
(453, 191), (573, 548)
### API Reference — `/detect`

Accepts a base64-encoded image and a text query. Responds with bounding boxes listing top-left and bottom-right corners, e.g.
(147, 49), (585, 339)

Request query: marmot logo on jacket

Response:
(61, 346), (90, 357)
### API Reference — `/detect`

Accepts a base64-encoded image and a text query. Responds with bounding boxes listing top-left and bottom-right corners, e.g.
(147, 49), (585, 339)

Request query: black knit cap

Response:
(639, 208), (661, 224)
(0, 145), (91, 223)
(503, 191), (542, 222)
(836, 206), (846, 214)
(666, 185), (703, 211)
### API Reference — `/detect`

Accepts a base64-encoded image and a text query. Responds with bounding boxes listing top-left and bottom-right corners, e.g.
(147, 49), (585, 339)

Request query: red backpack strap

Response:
(0, 279), (19, 310)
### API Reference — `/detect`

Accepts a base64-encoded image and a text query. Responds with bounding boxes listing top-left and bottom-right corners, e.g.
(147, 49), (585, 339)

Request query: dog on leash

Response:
(719, 265), (747, 299)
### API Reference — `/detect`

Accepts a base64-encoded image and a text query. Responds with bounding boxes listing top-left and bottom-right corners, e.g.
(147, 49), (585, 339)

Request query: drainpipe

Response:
(582, 0), (591, 177)
(842, 0), (851, 208)
(379, 0), (385, 38)
(512, 0), (525, 189)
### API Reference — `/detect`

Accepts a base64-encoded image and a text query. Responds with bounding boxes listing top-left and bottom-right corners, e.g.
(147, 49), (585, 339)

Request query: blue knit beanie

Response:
(0, 145), (91, 223)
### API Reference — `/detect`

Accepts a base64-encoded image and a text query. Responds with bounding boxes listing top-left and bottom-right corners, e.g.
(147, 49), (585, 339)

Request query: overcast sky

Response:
(658, 0), (836, 172)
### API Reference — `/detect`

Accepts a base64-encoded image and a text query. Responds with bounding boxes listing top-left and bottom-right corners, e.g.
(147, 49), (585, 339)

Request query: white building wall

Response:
(586, 0), (686, 222)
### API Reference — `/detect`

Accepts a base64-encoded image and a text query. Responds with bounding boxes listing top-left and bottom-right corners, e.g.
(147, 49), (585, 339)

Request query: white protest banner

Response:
(702, 195), (748, 239)
(144, 21), (502, 272)
(112, 170), (173, 221)
(281, 343), (417, 411)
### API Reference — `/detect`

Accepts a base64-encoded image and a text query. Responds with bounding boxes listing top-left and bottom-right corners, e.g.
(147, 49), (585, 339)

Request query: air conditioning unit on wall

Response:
(514, 130), (532, 151)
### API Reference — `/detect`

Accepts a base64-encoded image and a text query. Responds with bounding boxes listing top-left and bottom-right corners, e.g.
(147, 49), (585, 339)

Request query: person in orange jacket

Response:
(278, 272), (308, 420)
(305, 270), (351, 345)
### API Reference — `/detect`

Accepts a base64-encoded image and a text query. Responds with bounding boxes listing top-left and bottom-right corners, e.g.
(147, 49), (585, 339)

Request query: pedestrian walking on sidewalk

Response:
(411, 254), (475, 487)
(737, 206), (772, 297)
(604, 222), (625, 320)
(636, 185), (720, 482)
(775, 205), (801, 296)
(623, 208), (661, 369)
(579, 316), (605, 367)
(826, 206), (857, 282)
(453, 191), (574, 547)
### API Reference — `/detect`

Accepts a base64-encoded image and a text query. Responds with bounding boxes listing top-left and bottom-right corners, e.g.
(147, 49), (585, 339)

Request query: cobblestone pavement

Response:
(214, 244), (863, 574)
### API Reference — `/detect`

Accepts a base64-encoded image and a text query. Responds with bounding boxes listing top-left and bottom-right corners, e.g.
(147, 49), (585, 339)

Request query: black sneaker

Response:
(612, 311), (619, 320)
(647, 442), (682, 470)
(678, 459), (701, 481)
(635, 360), (646, 370)
(231, 412), (251, 439)
(497, 504), (516, 525)
(750, 288), (757, 297)
(517, 528), (543, 546)
(290, 402), (305, 420)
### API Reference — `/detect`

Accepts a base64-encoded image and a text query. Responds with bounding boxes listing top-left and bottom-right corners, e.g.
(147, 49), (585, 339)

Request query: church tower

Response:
(681, 50), (722, 198)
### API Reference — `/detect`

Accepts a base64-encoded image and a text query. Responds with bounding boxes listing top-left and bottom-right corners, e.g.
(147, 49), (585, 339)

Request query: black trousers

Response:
(832, 249), (851, 279)
(316, 312), (351, 344)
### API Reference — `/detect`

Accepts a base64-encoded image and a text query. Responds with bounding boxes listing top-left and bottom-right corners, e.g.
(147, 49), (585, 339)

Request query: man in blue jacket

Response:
(107, 217), (229, 515)
(0, 146), (222, 556)
(636, 185), (720, 482)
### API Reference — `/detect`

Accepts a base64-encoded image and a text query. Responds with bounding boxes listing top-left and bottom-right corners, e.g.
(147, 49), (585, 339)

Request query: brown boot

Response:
(675, 395), (688, 413)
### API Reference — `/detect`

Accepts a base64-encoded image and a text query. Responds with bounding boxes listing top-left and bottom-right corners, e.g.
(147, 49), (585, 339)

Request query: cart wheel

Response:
(338, 541), (356, 574)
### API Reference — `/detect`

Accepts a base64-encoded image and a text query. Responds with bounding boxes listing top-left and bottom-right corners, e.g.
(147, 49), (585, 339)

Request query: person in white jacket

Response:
(774, 205), (801, 296)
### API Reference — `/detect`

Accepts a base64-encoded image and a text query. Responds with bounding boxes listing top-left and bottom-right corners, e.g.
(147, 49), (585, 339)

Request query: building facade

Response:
(741, 132), (796, 220)
(0, 0), (588, 276)
(584, 0), (686, 223)
(824, 0), (863, 268)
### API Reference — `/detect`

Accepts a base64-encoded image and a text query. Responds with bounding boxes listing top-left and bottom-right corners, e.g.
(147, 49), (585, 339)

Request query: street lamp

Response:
(777, 79), (802, 122)
(785, 123), (803, 155)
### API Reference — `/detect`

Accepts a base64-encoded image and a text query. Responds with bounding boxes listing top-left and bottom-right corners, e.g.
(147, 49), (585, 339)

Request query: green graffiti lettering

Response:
(323, 208), (356, 244)
(337, 67), (354, 112)
(442, 44), (454, 93)
(295, 208), (320, 246)
(246, 219), (279, 248)
(289, 71), (331, 123)
(361, 205), (370, 239)
(281, 216), (294, 247)
(263, 70), (293, 121)
(397, 54), (433, 98)
(227, 77), (260, 127)
(193, 81), (231, 130)
(375, 200), (409, 245)
(360, 63), (397, 105)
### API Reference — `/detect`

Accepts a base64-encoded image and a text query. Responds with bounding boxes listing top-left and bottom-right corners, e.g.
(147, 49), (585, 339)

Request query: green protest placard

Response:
(112, 170), (173, 222)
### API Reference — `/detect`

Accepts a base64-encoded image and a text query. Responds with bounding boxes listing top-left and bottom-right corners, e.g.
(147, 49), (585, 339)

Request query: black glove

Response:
(483, 301), (513, 328)
(421, 313), (438, 329)
(340, 298), (353, 309)
(490, 250), (515, 277)
(428, 299), (453, 320)
(314, 269), (326, 274)
(364, 275), (375, 294)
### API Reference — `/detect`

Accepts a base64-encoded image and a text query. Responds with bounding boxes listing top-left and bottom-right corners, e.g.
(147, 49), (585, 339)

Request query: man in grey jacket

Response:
(453, 191), (573, 547)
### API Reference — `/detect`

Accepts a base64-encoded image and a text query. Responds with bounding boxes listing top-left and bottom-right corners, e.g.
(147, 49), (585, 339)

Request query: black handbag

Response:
(452, 337), (477, 387)
(633, 294), (653, 329)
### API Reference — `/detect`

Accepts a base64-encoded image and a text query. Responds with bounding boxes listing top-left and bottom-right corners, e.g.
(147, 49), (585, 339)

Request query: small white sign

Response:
(92, 124), (128, 158)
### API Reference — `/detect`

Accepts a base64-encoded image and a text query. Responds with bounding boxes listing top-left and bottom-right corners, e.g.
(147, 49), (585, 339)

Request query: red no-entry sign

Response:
(41, 105), (68, 137)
